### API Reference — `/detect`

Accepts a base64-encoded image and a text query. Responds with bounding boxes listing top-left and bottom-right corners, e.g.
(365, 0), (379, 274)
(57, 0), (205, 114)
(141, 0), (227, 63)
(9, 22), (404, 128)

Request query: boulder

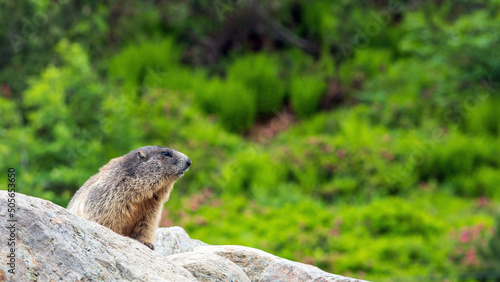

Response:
(193, 245), (280, 281)
(167, 251), (250, 281)
(260, 259), (360, 282)
(155, 226), (208, 257)
(0, 191), (195, 281)
(0, 192), (367, 282)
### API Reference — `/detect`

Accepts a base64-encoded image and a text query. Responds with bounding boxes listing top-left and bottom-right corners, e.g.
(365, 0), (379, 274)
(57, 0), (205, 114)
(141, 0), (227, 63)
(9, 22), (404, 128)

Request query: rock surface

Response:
(0, 191), (195, 281)
(193, 245), (280, 281)
(261, 259), (358, 282)
(0, 192), (367, 282)
(155, 226), (208, 257)
(167, 251), (250, 282)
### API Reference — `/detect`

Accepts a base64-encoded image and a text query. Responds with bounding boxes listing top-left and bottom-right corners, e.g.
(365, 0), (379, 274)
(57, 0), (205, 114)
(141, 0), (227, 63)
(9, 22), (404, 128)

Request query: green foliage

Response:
(360, 197), (443, 237)
(463, 97), (500, 137)
(400, 8), (500, 83)
(481, 216), (500, 274)
(196, 77), (256, 133)
(290, 74), (327, 118)
(227, 53), (285, 117)
(416, 129), (496, 197)
(109, 38), (182, 96)
(339, 48), (392, 86)
(217, 148), (287, 197)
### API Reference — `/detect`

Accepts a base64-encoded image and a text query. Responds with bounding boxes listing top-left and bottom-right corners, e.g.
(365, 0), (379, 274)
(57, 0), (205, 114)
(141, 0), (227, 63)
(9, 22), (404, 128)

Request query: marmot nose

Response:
(186, 158), (192, 167)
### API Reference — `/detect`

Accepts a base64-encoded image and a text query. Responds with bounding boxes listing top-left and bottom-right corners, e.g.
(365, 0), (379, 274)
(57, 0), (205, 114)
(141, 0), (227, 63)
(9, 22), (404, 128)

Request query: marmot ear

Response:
(137, 151), (147, 161)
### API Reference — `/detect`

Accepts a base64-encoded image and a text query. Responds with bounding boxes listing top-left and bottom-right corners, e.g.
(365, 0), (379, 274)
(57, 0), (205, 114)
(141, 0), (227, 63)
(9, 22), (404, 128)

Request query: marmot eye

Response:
(162, 151), (172, 157)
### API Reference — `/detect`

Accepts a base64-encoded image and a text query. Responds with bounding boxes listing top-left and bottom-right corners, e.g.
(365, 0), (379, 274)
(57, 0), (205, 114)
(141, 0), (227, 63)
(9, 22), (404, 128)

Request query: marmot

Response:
(67, 146), (191, 250)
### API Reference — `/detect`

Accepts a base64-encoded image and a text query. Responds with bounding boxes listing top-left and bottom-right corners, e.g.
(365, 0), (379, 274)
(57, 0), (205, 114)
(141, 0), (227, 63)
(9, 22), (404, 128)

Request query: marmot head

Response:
(119, 146), (191, 187)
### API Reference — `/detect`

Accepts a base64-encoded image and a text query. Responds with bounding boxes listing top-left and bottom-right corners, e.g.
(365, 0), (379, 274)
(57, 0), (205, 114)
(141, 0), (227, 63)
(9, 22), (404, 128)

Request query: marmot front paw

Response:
(141, 241), (155, 250)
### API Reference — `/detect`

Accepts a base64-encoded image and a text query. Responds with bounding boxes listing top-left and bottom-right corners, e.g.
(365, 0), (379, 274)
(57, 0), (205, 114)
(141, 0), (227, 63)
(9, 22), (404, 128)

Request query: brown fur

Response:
(67, 146), (191, 250)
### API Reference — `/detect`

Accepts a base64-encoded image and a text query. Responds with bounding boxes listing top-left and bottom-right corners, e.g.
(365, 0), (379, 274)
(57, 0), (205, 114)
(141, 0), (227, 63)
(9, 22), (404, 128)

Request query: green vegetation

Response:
(227, 53), (285, 117)
(1, 1), (500, 280)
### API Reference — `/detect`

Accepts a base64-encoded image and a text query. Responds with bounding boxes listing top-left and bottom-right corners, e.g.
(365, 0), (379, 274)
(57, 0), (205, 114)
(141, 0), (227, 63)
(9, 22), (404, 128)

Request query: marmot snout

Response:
(67, 146), (191, 250)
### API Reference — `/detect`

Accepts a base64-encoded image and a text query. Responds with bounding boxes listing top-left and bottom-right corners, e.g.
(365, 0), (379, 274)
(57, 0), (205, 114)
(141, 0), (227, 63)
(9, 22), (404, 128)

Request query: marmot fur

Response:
(67, 146), (191, 250)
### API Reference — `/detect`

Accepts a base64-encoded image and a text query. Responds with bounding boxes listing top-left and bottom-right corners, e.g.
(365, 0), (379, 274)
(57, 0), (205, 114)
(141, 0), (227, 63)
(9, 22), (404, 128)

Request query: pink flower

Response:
(336, 149), (346, 159)
(477, 196), (490, 207)
(463, 249), (479, 266)
(329, 228), (340, 237)
(459, 229), (471, 243)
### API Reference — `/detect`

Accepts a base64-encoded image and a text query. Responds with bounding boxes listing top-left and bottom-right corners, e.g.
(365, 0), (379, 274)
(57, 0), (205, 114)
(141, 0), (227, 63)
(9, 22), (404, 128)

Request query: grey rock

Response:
(0, 191), (195, 281)
(167, 251), (250, 282)
(260, 259), (367, 282)
(194, 245), (279, 281)
(154, 226), (208, 257)
(0, 191), (367, 282)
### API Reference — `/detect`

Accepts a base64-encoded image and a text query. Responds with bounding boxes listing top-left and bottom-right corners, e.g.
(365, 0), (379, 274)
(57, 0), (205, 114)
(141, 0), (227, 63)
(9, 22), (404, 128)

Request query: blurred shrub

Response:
(323, 177), (359, 198)
(109, 38), (182, 96)
(400, 9), (500, 84)
(0, 96), (25, 194)
(280, 48), (316, 77)
(449, 166), (500, 199)
(218, 148), (287, 196)
(298, 1), (338, 46)
(109, 38), (256, 133)
(463, 97), (500, 137)
(339, 48), (392, 86)
(290, 74), (327, 118)
(358, 58), (458, 129)
(296, 1), (395, 59)
(157, 67), (208, 94)
(480, 216), (500, 274)
(227, 53), (285, 117)
(418, 130), (490, 183)
(196, 77), (256, 133)
(0, 96), (21, 129)
(361, 198), (442, 237)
